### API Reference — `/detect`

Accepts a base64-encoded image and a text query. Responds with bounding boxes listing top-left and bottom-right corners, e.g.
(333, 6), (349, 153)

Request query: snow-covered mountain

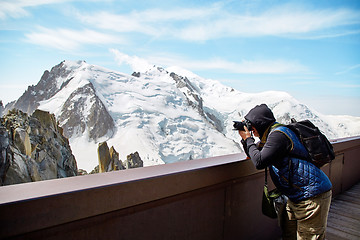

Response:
(4, 60), (360, 172)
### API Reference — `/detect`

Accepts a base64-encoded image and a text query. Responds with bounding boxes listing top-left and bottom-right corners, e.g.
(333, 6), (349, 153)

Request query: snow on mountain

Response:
(165, 65), (360, 141)
(4, 60), (360, 172)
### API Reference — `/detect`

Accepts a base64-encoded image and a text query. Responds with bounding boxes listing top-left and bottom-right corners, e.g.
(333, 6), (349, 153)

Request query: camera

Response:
(233, 120), (252, 131)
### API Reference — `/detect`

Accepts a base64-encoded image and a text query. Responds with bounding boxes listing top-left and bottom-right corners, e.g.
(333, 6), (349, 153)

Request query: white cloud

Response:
(0, 0), (73, 19)
(75, 5), (219, 37)
(0, 1), (28, 19)
(0, 0), (110, 19)
(110, 49), (153, 73)
(111, 50), (309, 75)
(199, 58), (309, 74)
(25, 27), (126, 51)
(178, 6), (360, 41)
(134, 6), (218, 22)
(77, 11), (157, 36)
(76, 3), (360, 41)
(336, 64), (360, 75)
(177, 58), (305, 74)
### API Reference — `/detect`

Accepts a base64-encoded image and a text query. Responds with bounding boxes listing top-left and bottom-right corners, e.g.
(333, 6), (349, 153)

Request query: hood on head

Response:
(245, 104), (276, 138)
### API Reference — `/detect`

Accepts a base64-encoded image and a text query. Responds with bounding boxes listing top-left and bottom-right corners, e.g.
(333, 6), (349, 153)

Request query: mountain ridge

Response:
(3, 60), (360, 171)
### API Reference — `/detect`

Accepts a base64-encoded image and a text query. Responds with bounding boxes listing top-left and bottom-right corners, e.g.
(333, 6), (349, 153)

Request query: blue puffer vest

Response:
(269, 125), (332, 203)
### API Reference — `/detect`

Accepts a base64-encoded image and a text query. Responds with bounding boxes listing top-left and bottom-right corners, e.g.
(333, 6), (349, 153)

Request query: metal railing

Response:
(0, 136), (359, 240)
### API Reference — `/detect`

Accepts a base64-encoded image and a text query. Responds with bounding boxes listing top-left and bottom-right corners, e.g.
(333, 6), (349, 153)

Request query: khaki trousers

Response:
(281, 190), (332, 240)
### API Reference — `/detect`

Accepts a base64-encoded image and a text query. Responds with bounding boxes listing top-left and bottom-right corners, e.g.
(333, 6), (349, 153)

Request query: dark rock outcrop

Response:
(0, 127), (10, 184)
(97, 141), (111, 173)
(97, 142), (125, 173)
(124, 152), (143, 169)
(132, 72), (141, 77)
(96, 141), (142, 173)
(109, 146), (125, 171)
(170, 72), (224, 132)
(58, 82), (115, 141)
(0, 101), (4, 116)
(0, 109), (78, 185)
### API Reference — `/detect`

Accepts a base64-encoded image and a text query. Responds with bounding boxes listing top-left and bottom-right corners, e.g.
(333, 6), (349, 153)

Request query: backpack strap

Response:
(259, 122), (283, 148)
(272, 126), (310, 161)
(265, 124), (295, 189)
(272, 126), (294, 151)
(265, 167), (268, 186)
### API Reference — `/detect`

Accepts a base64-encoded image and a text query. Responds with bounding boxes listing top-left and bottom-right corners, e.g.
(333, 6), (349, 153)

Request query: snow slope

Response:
(32, 61), (360, 172)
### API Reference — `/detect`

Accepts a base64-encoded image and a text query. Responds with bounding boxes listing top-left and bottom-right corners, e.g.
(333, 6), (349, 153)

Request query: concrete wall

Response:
(0, 136), (359, 240)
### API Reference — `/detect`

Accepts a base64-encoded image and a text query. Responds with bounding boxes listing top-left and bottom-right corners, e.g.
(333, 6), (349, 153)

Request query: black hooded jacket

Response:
(241, 104), (292, 169)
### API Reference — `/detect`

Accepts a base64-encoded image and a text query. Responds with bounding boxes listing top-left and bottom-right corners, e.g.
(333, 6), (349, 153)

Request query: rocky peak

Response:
(170, 72), (223, 132)
(170, 72), (204, 115)
(0, 109), (78, 185)
(125, 152), (143, 169)
(57, 82), (115, 140)
(0, 101), (4, 116)
(4, 61), (73, 115)
(132, 72), (141, 77)
(36, 61), (72, 97)
(102, 143), (126, 172)
(93, 141), (142, 174)
(3, 60), (115, 142)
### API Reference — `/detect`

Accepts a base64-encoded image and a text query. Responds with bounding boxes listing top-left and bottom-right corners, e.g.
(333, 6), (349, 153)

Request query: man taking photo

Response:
(238, 104), (332, 240)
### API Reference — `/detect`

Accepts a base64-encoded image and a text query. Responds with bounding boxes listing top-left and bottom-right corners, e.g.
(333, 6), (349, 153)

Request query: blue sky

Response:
(1, 0), (360, 116)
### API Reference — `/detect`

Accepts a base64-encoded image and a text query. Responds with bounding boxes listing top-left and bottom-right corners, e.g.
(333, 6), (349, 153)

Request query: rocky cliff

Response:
(93, 141), (143, 174)
(3, 60), (115, 142)
(0, 101), (4, 116)
(0, 109), (78, 185)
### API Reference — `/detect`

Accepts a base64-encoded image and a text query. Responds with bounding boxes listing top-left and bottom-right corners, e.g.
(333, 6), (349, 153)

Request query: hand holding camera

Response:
(233, 120), (253, 131)
(233, 120), (253, 140)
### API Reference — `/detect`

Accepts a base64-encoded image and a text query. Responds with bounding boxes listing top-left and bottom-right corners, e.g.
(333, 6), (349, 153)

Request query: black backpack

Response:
(286, 118), (335, 167)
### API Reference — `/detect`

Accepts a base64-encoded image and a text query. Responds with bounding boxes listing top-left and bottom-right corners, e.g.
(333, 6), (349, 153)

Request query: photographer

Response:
(237, 104), (332, 240)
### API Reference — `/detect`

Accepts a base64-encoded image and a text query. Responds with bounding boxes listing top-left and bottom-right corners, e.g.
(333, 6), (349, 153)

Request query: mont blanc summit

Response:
(4, 60), (360, 171)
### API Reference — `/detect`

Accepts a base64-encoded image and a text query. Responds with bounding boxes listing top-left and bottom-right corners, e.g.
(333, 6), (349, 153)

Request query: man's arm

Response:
(244, 131), (291, 169)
